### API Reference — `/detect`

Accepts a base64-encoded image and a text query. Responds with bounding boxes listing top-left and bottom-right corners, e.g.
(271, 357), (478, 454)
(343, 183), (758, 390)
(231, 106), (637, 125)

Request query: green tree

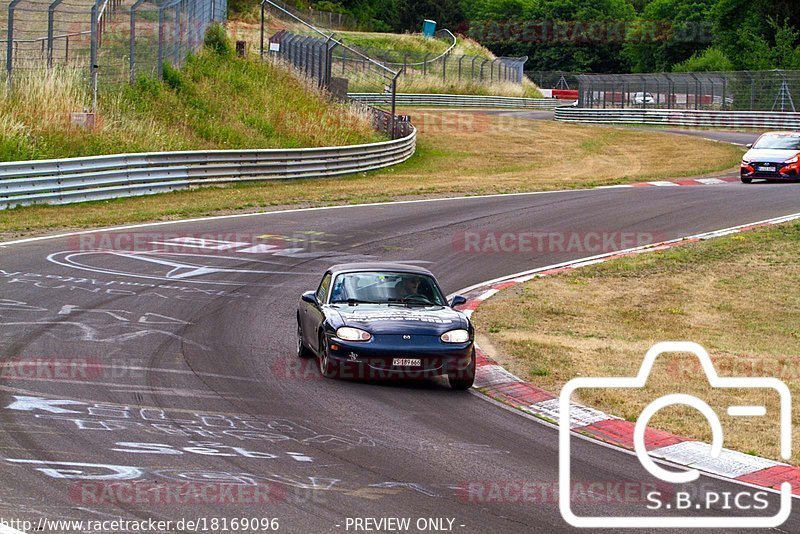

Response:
(671, 46), (733, 71)
(623, 0), (716, 73)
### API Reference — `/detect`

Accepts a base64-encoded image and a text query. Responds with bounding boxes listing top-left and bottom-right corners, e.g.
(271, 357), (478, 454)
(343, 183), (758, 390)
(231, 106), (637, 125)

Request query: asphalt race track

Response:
(0, 127), (798, 533)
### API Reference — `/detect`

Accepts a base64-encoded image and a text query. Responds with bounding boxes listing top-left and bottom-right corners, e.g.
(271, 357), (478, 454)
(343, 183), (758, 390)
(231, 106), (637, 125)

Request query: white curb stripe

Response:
(525, 398), (617, 429)
(475, 288), (499, 301)
(474, 365), (521, 388)
(648, 181), (681, 186)
(648, 441), (782, 479)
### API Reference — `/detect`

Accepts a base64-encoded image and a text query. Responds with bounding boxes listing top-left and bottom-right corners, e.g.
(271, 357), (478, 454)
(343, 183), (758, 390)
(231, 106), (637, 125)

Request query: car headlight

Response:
(741, 157), (751, 164)
(441, 329), (470, 343)
(336, 327), (372, 341)
(784, 155), (798, 164)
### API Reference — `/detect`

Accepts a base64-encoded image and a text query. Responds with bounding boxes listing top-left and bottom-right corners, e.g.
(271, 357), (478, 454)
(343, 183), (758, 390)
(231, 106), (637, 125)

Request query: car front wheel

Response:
(297, 319), (312, 358)
(318, 333), (338, 379)
(448, 350), (475, 390)
(741, 176), (752, 184)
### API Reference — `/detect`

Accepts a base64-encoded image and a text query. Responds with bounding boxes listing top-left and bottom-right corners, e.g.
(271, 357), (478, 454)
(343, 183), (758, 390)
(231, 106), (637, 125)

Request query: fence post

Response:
(457, 55), (463, 80)
(423, 52), (429, 75)
(442, 53), (447, 82)
(479, 59), (489, 81)
(173, 1), (180, 66)
(391, 75), (397, 139)
(260, 0), (265, 58)
(129, 0), (146, 83)
(90, 0), (99, 109)
(6, 0), (23, 89)
(47, 0), (66, 69)
(323, 34), (334, 88)
(157, 4), (165, 78)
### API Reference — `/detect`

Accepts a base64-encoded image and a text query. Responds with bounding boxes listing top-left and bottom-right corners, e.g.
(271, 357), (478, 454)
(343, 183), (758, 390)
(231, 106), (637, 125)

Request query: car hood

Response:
(333, 305), (467, 335)
(744, 148), (799, 163)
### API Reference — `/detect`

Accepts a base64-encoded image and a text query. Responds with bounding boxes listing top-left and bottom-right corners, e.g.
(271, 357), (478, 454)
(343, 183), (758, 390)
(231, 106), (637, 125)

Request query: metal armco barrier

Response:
(349, 93), (566, 109)
(0, 130), (416, 210)
(554, 107), (800, 129)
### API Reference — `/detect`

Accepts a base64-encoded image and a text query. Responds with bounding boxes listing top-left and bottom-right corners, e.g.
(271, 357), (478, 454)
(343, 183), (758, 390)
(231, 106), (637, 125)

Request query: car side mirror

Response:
(449, 295), (467, 308)
(301, 291), (318, 305)
(746, 143), (753, 149)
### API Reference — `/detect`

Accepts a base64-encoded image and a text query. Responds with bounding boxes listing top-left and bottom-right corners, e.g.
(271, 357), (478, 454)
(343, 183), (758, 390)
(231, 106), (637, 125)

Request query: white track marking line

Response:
(451, 211), (800, 296)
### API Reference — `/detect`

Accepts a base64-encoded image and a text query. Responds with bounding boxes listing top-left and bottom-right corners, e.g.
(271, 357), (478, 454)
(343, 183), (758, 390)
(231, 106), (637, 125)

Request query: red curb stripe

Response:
(483, 381), (554, 407)
(736, 465), (800, 495)
(536, 267), (573, 276)
(492, 281), (518, 291)
(475, 351), (497, 367)
(580, 419), (686, 450)
(631, 182), (654, 187)
(675, 179), (701, 186)
(720, 176), (739, 182)
(461, 299), (481, 311)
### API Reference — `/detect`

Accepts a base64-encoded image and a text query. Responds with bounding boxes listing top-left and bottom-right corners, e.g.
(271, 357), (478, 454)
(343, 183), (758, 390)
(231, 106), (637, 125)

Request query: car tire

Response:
(297, 319), (312, 358)
(741, 177), (752, 184)
(318, 333), (338, 379)
(448, 349), (475, 390)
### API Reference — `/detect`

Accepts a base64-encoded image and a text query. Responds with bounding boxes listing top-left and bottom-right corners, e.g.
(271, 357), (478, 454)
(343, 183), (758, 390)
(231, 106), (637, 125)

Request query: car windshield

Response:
(329, 271), (447, 306)
(753, 134), (800, 150)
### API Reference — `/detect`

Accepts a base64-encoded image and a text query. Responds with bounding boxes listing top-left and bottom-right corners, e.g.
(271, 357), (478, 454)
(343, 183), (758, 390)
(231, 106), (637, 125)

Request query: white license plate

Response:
(392, 358), (421, 367)
(757, 166), (776, 172)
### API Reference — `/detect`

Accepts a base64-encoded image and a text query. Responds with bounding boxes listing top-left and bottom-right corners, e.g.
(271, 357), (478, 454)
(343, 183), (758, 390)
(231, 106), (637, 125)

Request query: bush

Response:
(161, 62), (186, 92)
(204, 23), (234, 57)
(672, 47), (734, 72)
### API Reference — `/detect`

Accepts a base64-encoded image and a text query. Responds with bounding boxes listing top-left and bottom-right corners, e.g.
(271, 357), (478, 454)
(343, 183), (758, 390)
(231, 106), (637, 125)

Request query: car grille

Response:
(749, 162), (782, 177)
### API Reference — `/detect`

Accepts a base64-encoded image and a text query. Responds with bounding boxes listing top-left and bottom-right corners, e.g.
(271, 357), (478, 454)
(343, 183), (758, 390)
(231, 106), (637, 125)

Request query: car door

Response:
(308, 272), (332, 353)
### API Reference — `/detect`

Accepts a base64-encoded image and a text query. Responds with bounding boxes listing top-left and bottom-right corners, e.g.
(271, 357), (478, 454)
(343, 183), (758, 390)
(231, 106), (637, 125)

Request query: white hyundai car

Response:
(740, 131), (800, 183)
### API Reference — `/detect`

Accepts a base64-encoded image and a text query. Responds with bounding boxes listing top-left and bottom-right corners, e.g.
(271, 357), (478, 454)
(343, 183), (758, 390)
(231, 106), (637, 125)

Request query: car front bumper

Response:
(325, 335), (474, 379)
(741, 162), (800, 180)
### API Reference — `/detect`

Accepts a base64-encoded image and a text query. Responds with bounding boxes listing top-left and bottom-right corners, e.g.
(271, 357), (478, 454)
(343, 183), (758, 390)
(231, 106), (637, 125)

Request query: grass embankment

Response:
(474, 222), (800, 464)
(0, 32), (378, 162)
(0, 109), (741, 238)
(338, 30), (542, 97)
(228, 19), (541, 97)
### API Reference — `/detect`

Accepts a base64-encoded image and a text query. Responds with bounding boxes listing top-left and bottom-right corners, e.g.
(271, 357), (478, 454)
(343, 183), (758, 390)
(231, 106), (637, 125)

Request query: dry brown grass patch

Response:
(474, 224), (800, 463)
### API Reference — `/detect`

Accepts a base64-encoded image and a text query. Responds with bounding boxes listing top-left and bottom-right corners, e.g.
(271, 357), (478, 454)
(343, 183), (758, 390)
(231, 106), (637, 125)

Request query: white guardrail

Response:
(349, 93), (566, 109)
(0, 130), (416, 210)
(554, 107), (800, 129)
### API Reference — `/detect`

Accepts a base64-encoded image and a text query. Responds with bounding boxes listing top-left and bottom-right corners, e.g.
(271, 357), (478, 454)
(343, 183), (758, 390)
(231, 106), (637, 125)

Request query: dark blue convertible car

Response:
(297, 262), (475, 389)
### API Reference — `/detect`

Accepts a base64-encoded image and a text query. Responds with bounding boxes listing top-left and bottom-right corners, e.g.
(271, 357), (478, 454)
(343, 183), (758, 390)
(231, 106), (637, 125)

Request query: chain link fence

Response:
(2, 0), (226, 92)
(260, 0), (412, 139)
(356, 42), (527, 86)
(576, 70), (800, 112)
(526, 71), (579, 90)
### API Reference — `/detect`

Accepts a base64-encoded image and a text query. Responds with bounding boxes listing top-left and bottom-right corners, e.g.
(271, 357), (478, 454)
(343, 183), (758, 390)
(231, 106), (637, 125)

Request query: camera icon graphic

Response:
(559, 341), (793, 529)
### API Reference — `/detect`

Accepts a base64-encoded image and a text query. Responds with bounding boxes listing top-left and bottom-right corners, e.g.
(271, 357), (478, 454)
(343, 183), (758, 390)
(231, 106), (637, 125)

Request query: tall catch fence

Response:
(576, 70), (800, 112)
(260, 1), (526, 93)
(2, 0), (227, 91)
(260, 0), (412, 139)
